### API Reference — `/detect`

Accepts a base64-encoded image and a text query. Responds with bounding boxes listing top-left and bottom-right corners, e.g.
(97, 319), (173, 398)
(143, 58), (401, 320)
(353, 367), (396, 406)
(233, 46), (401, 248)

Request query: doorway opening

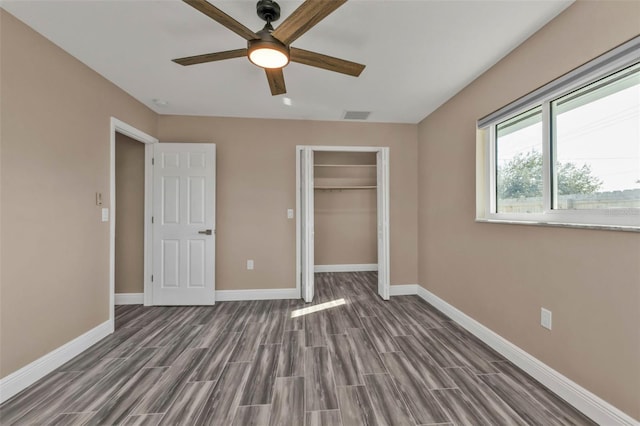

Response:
(109, 118), (157, 331)
(114, 132), (145, 305)
(296, 146), (390, 303)
(314, 151), (378, 272)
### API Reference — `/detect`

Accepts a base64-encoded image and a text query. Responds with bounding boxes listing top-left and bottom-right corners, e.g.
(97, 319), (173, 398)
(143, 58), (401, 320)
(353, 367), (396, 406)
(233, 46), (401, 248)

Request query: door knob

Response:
(198, 229), (213, 235)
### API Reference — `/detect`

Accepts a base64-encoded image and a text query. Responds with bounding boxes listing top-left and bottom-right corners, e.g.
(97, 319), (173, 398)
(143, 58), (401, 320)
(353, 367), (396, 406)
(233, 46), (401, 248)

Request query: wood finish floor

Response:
(0, 272), (595, 426)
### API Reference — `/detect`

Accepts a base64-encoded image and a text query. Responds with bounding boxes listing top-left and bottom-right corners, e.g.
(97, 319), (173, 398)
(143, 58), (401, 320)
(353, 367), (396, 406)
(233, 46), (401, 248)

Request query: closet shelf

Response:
(315, 185), (377, 190)
(314, 164), (376, 168)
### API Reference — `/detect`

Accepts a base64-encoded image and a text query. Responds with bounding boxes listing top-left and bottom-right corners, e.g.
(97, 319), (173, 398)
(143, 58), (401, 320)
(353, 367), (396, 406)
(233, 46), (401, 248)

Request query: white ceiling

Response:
(2, 0), (572, 123)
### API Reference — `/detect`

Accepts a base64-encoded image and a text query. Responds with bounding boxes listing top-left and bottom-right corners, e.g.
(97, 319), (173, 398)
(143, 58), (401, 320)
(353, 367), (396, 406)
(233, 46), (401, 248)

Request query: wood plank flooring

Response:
(0, 272), (595, 425)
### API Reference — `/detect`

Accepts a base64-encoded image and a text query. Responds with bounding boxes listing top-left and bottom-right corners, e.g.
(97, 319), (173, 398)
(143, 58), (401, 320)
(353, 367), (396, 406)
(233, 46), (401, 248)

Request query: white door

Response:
(376, 148), (390, 300)
(152, 143), (216, 305)
(300, 148), (315, 303)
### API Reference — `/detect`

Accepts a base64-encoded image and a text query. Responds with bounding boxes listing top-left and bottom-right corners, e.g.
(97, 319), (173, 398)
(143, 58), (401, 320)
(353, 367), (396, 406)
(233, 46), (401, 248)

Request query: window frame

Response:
(477, 38), (640, 231)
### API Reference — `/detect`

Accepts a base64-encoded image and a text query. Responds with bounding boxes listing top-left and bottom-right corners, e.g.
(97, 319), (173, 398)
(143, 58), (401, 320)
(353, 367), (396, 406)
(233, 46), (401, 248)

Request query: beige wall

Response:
(314, 190), (377, 265)
(0, 11), (157, 377)
(115, 133), (145, 294)
(157, 116), (418, 290)
(417, 1), (640, 419)
(314, 151), (377, 265)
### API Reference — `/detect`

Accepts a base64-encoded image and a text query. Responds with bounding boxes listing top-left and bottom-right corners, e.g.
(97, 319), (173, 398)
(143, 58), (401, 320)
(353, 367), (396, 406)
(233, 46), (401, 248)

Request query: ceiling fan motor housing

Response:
(256, 0), (281, 23)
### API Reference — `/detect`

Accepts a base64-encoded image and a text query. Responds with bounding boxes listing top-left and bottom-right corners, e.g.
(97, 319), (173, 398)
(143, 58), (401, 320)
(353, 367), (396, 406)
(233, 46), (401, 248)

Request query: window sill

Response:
(475, 218), (640, 233)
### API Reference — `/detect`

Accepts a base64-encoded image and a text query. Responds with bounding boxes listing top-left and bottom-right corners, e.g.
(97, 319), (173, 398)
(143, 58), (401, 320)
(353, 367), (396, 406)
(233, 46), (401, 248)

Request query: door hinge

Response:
(152, 157), (155, 165)
(151, 216), (154, 224)
(151, 275), (154, 282)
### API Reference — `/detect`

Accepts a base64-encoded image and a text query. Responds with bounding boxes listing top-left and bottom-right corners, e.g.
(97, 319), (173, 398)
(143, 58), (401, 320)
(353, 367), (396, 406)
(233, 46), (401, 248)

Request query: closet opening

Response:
(296, 146), (390, 304)
(314, 151), (377, 271)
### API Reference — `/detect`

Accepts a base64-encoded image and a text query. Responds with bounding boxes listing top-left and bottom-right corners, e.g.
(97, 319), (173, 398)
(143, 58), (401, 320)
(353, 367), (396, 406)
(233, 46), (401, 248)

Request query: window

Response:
(551, 64), (639, 210)
(496, 107), (543, 213)
(478, 37), (640, 230)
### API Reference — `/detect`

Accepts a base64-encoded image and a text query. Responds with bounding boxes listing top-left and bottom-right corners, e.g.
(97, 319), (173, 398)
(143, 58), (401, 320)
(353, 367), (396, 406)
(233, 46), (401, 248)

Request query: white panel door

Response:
(301, 148), (315, 303)
(152, 143), (216, 305)
(377, 148), (390, 300)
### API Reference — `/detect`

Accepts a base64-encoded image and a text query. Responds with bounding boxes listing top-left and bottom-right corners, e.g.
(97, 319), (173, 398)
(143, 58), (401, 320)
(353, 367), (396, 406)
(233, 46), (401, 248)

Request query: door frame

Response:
(295, 145), (391, 301)
(109, 117), (158, 330)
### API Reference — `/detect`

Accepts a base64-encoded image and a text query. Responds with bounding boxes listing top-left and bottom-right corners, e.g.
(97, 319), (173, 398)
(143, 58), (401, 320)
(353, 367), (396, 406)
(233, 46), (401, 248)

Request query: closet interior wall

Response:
(313, 151), (378, 267)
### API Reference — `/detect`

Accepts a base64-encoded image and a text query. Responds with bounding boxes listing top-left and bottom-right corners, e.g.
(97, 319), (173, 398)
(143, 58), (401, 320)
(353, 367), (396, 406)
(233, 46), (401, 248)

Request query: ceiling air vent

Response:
(343, 111), (371, 120)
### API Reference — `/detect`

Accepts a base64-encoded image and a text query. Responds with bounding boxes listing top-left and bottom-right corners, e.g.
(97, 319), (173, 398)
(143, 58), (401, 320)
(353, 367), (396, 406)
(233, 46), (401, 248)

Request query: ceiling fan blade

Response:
(265, 68), (287, 95)
(172, 48), (247, 66)
(290, 47), (365, 77)
(183, 0), (258, 40)
(272, 0), (347, 45)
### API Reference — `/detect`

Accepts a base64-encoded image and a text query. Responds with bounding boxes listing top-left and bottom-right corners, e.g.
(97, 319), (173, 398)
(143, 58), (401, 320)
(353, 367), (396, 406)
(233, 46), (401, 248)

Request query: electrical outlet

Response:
(101, 208), (109, 222)
(247, 259), (254, 270)
(541, 308), (552, 330)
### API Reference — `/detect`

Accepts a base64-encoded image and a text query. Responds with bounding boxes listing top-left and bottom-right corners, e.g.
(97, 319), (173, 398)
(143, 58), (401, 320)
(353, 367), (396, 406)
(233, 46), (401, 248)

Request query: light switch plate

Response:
(541, 308), (552, 330)
(101, 208), (109, 222)
(287, 209), (294, 219)
(247, 259), (254, 270)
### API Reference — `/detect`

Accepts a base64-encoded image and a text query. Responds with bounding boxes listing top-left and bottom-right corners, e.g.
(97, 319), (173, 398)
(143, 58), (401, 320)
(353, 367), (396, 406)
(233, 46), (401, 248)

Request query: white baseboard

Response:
(389, 284), (419, 296)
(415, 286), (638, 426)
(314, 264), (378, 273)
(215, 288), (299, 301)
(115, 293), (144, 305)
(0, 320), (112, 404)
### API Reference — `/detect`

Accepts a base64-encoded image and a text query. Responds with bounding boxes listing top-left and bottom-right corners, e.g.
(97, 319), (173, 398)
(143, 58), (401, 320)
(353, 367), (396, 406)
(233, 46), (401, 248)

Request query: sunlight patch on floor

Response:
(290, 298), (346, 318)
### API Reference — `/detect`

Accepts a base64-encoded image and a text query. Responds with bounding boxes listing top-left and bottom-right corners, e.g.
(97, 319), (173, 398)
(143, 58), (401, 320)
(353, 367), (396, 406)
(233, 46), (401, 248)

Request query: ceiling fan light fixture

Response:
(248, 45), (289, 68)
(248, 31), (290, 69)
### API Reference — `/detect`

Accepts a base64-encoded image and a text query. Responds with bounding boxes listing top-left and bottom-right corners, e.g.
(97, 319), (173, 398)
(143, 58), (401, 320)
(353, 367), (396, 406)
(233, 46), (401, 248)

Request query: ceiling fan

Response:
(172, 0), (366, 96)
